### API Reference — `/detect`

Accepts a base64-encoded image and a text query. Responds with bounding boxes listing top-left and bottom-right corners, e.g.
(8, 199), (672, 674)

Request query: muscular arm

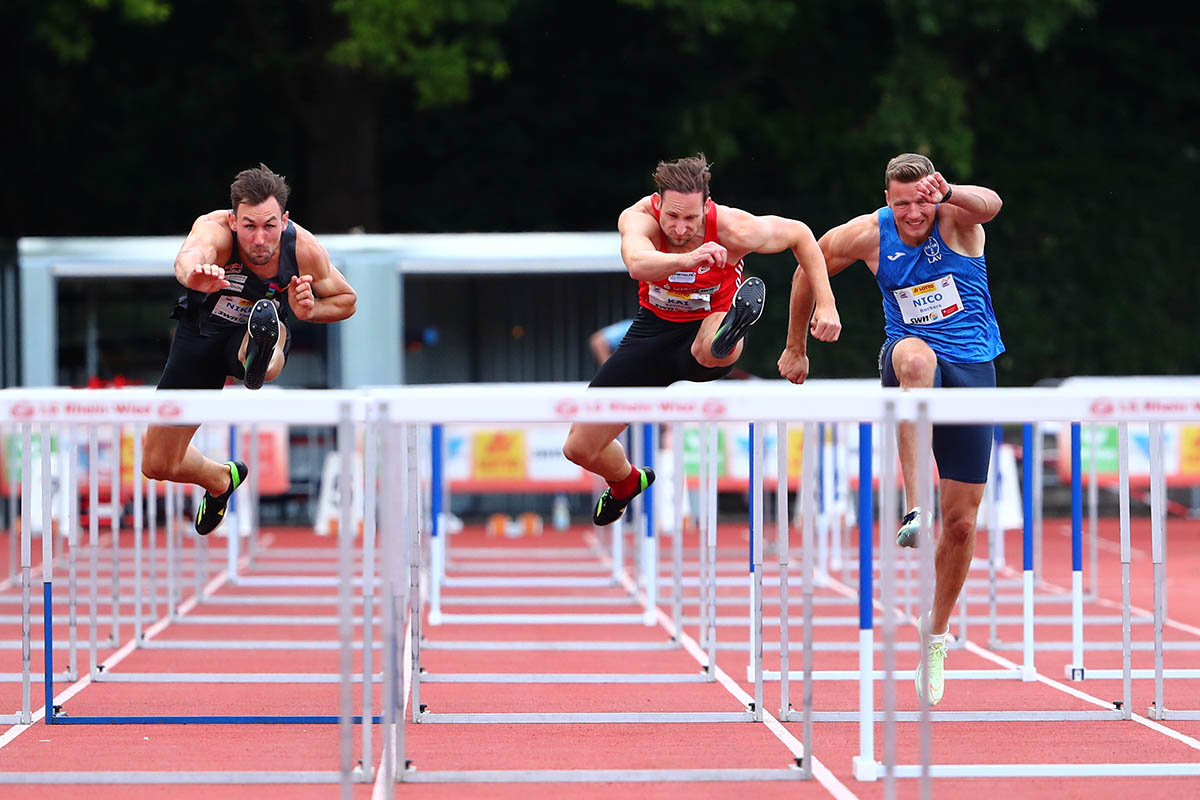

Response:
(618, 200), (725, 282)
(289, 230), (357, 323)
(939, 183), (1002, 227)
(778, 214), (875, 383)
(173, 211), (234, 291)
(720, 207), (841, 341)
(913, 172), (1002, 230)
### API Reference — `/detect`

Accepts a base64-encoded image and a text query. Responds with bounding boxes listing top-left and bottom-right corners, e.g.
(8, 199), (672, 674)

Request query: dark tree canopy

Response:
(2, 0), (1196, 382)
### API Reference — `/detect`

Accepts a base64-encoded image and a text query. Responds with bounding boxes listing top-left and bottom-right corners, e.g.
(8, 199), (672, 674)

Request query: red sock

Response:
(607, 466), (641, 499)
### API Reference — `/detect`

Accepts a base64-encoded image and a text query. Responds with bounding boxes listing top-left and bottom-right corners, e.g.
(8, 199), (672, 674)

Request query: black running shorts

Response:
(879, 337), (996, 484)
(156, 320), (290, 390)
(589, 307), (732, 388)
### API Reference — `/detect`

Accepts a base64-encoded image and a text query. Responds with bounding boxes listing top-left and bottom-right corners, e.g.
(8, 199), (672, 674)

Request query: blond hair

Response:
(885, 153), (936, 188)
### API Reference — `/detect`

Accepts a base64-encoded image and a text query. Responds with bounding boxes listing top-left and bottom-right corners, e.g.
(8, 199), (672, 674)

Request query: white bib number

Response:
(212, 294), (255, 324)
(893, 275), (963, 325)
(648, 283), (716, 313)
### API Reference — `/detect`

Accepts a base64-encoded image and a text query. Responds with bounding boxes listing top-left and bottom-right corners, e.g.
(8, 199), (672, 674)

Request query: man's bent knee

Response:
(562, 437), (597, 469)
(141, 452), (176, 482)
(940, 506), (977, 544)
(893, 343), (937, 387)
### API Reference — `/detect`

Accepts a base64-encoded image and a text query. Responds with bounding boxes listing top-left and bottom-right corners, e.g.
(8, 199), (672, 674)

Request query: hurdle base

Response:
(1064, 664), (1085, 681)
(853, 756), (878, 781)
(1021, 665), (1038, 682)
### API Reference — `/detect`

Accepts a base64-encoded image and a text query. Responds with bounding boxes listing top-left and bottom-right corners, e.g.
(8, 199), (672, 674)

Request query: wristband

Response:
(941, 184), (953, 203)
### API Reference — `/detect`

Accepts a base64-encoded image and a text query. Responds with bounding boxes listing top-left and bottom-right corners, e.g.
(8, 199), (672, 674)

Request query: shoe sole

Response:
(244, 301), (279, 390)
(711, 277), (766, 359)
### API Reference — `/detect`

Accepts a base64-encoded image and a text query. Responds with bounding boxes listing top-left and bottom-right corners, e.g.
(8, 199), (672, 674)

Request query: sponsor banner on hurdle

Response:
(1056, 422), (1200, 488)
(0, 387), (364, 425)
(445, 424), (592, 493)
(2, 424), (290, 499)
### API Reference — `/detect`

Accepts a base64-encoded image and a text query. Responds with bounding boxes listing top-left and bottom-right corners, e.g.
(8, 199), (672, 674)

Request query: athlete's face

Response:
(228, 198), (289, 266)
(658, 190), (706, 247)
(885, 180), (937, 244)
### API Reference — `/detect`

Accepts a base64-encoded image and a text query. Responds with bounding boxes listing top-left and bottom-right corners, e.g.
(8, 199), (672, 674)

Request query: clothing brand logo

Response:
(923, 238), (942, 263)
(886, 252), (905, 261)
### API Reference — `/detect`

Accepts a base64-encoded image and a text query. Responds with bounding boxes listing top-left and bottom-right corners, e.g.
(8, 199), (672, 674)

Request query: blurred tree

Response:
(10, 0), (518, 232)
(2, 0), (1196, 380)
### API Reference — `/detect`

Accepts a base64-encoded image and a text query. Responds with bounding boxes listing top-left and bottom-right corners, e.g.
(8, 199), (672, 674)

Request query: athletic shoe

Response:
(195, 461), (249, 536)
(896, 506), (933, 549)
(592, 468), (655, 526)
(711, 277), (766, 359)
(243, 299), (280, 390)
(915, 616), (948, 706)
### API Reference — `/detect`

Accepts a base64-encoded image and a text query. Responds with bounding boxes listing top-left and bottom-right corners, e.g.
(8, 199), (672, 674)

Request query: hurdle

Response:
(372, 384), (812, 787)
(0, 388), (377, 791)
(866, 385), (1200, 780)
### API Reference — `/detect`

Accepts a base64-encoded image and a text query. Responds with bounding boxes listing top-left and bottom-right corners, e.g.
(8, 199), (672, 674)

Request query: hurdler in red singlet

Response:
(639, 193), (744, 321)
(562, 153), (842, 528)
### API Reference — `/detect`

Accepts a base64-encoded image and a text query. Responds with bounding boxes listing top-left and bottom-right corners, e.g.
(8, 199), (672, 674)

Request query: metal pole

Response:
(800, 421), (816, 780)
(360, 404), (379, 779)
(880, 407), (898, 796)
(1068, 423), (1084, 679)
(20, 424), (33, 723)
(853, 421), (876, 782)
(336, 402), (356, 797)
(428, 424), (444, 625)
(916, 401), (934, 800)
(777, 422), (791, 720)
(1021, 424), (1036, 681)
(1150, 422), (1166, 717)
(1118, 423), (1132, 719)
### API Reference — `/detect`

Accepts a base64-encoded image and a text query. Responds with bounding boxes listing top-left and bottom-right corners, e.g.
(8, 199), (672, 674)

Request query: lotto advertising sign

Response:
(445, 425), (593, 493)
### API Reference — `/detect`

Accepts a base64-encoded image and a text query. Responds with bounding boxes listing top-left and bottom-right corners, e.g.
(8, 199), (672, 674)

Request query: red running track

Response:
(0, 515), (1199, 798)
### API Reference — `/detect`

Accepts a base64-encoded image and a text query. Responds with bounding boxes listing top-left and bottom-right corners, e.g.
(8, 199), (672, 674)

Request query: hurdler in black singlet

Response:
(157, 219), (299, 390)
(172, 219), (299, 327)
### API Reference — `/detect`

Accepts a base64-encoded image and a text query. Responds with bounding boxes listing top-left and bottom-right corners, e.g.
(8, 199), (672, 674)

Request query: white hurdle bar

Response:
(0, 388), (371, 790)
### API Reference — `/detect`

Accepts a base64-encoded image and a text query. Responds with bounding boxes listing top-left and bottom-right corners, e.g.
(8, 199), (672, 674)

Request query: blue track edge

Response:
(49, 714), (384, 725)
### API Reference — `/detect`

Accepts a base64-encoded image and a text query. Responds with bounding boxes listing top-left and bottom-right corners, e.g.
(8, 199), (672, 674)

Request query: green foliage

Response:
(32, 0), (169, 62)
(328, 0), (516, 107)
(4, 0), (1196, 380)
(871, 47), (973, 176)
(619, 0), (797, 36)
(883, 0), (1096, 48)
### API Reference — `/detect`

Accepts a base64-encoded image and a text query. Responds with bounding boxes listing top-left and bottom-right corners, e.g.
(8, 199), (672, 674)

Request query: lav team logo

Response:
(923, 237), (942, 263)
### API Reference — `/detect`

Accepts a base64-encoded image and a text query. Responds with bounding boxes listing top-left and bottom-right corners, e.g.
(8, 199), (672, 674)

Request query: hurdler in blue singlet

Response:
(875, 207), (1004, 363)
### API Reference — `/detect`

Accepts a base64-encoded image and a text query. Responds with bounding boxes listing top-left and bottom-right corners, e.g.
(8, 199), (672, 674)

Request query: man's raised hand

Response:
(186, 264), (231, 294)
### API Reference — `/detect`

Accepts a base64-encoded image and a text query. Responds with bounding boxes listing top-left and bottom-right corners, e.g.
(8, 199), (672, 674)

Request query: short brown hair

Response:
(654, 154), (712, 201)
(230, 163), (290, 213)
(885, 153), (935, 188)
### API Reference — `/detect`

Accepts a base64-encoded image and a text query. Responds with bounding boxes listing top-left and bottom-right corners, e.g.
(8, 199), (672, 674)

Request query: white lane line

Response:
(0, 533), (273, 749)
(587, 533), (859, 800)
(818, 567), (1200, 756)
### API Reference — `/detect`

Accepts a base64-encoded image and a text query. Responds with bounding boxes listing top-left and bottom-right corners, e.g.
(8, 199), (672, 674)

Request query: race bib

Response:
(893, 275), (963, 325)
(648, 283), (717, 313)
(211, 294), (255, 324)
